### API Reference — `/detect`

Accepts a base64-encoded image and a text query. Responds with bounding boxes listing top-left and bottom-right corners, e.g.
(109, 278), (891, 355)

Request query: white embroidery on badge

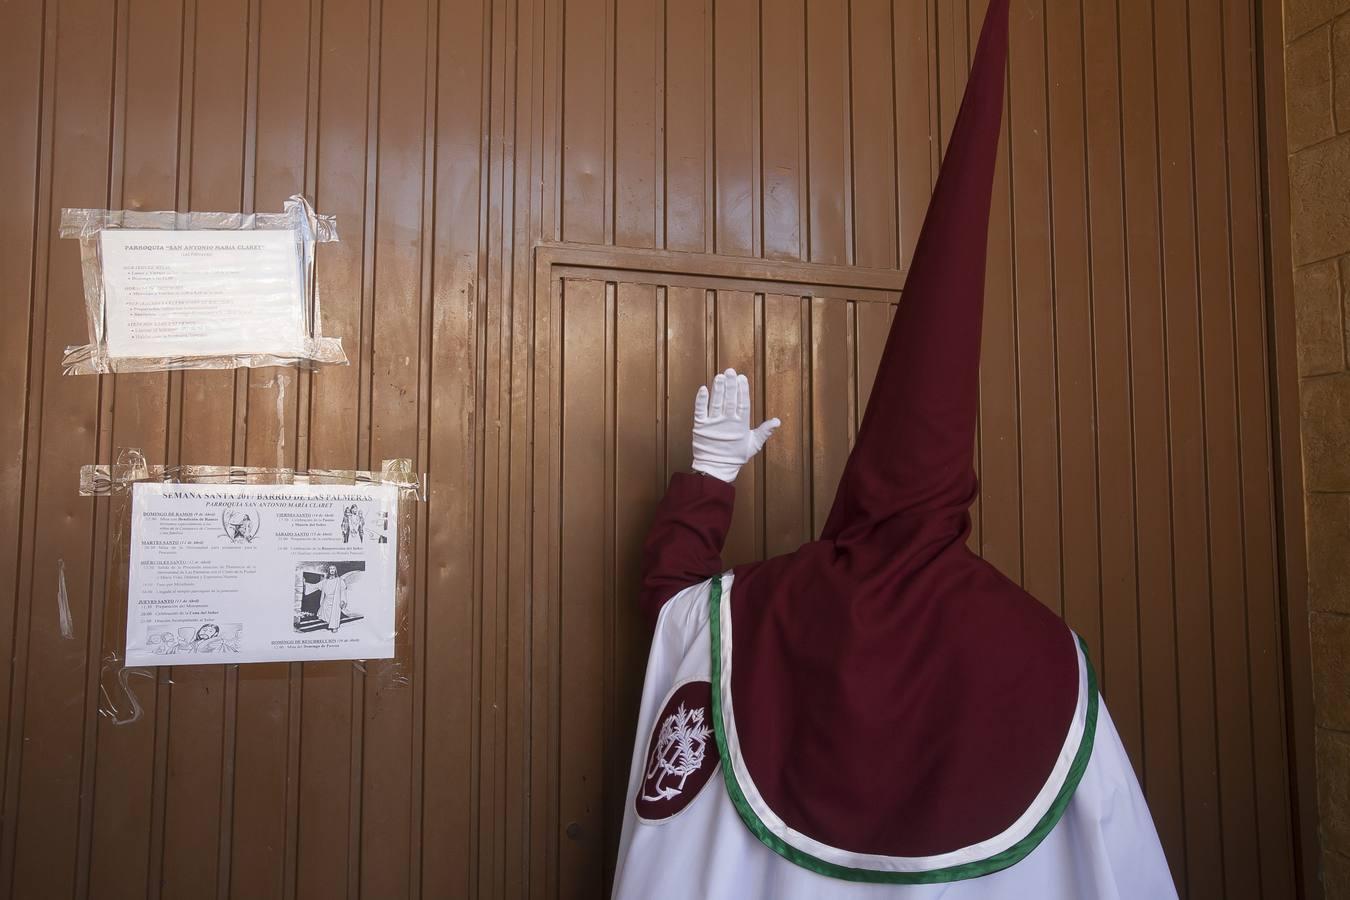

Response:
(641, 702), (712, 803)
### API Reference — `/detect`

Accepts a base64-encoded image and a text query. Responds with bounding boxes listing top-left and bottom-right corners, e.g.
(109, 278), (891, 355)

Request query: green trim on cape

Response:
(708, 575), (1099, 884)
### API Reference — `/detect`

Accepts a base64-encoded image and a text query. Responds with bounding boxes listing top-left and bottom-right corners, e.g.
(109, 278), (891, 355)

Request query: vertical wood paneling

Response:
(1044, 0), (1101, 669)
(5, 1), (115, 895)
(935, 0), (969, 155)
(295, 1), (371, 898)
(615, 0), (659, 248)
(231, 2), (313, 895)
(562, 0), (608, 244)
(508, 33), (545, 882)
(84, 1), (182, 896)
(0, 0), (1311, 897)
(894, 1), (934, 267)
(1189, 1), (1262, 896)
(713, 0), (758, 257)
(805, 0), (852, 265)
(763, 295), (809, 553)
(715, 290), (759, 564)
(360, 2), (431, 896)
(664, 285), (711, 482)
(1258, 0), (1319, 889)
(477, 0), (515, 887)
(809, 297), (850, 534)
(81, 0), (179, 895)
(850, 0), (898, 270)
(1227, 0), (1300, 895)
(531, 237), (561, 900)
(607, 282), (660, 886)
(0, 5), (43, 886)
(557, 279), (607, 897)
(1118, 0), (1187, 882)
(854, 303), (890, 416)
(663, 0), (710, 252)
(159, 3), (250, 896)
(1155, 3), (1225, 895)
(1081, 0), (1144, 771)
(422, 0), (486, 895)
(761, 0), (806, 261)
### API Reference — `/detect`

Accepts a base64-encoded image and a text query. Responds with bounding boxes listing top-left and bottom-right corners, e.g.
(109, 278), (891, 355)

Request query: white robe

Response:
(612, 577), (1178, 900)
(318, 575), (347, 631)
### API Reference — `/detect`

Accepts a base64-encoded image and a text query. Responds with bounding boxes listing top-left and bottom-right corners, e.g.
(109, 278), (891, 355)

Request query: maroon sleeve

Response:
(639, 472), (735, 626)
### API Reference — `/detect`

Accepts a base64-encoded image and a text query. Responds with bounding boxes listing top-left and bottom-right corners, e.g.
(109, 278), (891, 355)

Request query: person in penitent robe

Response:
(610, 2), (1176, 897)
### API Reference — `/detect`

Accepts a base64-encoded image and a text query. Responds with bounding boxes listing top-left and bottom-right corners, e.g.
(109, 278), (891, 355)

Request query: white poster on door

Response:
(100, 229), (308, 358)
(125, 481), (399, 666)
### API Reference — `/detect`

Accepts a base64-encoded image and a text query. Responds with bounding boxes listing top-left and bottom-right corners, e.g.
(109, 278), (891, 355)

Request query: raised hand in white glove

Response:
(691, 368), (781, 483)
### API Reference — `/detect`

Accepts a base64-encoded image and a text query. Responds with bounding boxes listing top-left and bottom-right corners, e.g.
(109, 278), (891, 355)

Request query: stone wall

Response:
(1286, 1), (1350, 894)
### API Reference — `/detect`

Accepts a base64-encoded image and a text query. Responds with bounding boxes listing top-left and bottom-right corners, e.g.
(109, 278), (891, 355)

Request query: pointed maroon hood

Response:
(717, 0), (1089, 873)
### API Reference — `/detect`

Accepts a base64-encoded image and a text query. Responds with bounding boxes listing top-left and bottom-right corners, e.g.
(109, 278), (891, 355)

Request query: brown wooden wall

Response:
(0, 0), (1314, 898)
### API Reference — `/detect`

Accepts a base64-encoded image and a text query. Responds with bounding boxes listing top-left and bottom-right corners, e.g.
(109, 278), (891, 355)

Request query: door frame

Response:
(1256, 1), (1321, 897)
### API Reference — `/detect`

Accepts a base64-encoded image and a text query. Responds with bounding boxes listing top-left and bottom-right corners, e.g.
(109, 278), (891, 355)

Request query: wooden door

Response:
(530, 252), (903, 890)
(0, 1), (1314, 898)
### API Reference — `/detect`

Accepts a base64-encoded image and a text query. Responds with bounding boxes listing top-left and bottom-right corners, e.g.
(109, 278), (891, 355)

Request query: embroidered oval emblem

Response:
(635, 680), (720, 821)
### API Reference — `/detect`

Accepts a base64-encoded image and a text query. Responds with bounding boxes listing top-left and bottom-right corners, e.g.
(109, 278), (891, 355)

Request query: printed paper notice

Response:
(100, 229), (307, 358)
(125, 482), (399, 666)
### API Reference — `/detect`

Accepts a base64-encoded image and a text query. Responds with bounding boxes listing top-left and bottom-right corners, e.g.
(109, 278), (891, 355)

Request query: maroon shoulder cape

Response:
(640, 0), (1086, 877)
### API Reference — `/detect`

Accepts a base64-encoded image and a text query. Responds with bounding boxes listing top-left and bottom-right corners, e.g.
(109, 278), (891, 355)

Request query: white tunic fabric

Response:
(612, 577), (1178, 900)
(318, 574), (347, 631)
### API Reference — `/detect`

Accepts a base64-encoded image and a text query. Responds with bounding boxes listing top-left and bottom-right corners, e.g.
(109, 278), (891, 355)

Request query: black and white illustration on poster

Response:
(222, 507), (261, 543)
(341, 505), (363, 543)
(339, 506), (393, 544)
(145, 623), (244, 656)
(125, 481), (399, 666)
(294, 562), (366, 633)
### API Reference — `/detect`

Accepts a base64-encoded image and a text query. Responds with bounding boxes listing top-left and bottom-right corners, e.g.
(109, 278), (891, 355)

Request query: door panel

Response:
(545, 270), (898, 896)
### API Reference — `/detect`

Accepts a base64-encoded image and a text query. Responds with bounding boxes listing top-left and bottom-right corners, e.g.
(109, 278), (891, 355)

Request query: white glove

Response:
(691, 368), (781, 483)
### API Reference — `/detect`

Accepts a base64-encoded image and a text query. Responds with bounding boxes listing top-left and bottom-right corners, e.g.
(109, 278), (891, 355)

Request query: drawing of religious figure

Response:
(317, 565), (363, 632)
